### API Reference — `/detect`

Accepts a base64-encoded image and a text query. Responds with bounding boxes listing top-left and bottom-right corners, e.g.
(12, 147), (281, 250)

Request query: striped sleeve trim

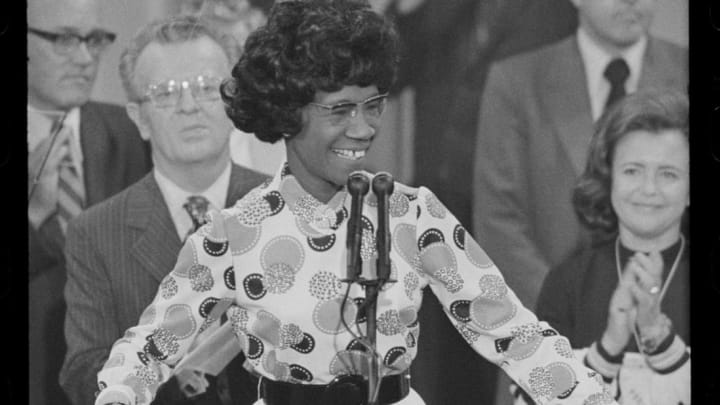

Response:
(654, 350), (690, 375)
(645, 335), (690, 374)
(585, 342), (622, 381)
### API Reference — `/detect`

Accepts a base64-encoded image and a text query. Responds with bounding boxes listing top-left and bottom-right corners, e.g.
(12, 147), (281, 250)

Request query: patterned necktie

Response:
(56, 136), (85, 234)
(183, 195), (210, 241)
(603, 57), (630, 112)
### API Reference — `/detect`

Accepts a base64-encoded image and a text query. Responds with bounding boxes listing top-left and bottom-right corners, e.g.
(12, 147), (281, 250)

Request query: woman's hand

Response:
(601, 265), (636, 356)
(626, 251), (664, 332)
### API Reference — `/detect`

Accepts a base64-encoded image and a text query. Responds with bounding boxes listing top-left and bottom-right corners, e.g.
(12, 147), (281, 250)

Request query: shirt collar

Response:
(576, 28), (647, 121)
(154, 162), (232, 240)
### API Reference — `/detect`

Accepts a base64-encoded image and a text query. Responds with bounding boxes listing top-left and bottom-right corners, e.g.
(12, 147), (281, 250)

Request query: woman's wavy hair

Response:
(573, 89), (689, 237)
(220, 0), (400, 143)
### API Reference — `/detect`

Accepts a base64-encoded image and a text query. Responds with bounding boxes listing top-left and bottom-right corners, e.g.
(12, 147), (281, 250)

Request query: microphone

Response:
(346, 171), (370, 281)
(372, 172), (394, 282)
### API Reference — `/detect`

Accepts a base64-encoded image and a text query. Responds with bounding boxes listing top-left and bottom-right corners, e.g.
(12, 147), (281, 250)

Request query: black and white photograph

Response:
(17, 0), (717, 404)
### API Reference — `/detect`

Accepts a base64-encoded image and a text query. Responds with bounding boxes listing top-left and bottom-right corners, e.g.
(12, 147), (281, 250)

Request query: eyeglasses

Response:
(139, 75), (224, 108)
(28, 27), (116, 57)
(309, 93), (388, 126)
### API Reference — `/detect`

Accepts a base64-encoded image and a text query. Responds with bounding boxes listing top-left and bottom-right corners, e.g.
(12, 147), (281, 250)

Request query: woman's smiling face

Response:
(285, 85), (383, 202)
(611, 128), (689, 247)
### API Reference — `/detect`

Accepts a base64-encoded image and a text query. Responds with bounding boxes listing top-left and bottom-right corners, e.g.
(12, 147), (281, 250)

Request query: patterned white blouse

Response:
(95, 164), (616, 405)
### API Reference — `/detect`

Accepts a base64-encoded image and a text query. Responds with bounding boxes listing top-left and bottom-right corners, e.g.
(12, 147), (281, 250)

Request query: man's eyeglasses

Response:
(309, 93), (388, 126)
(28, 27), (116, 57)
(139, 75), (224, 109)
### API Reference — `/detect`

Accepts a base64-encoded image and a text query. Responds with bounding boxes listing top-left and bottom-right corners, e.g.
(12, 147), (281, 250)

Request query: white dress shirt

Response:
(153, 163), (231, 241)
(576, 28), (647, 121)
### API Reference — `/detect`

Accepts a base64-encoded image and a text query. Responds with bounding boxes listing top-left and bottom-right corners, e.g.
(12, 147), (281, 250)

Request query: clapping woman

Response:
(529, 90), (690, 405)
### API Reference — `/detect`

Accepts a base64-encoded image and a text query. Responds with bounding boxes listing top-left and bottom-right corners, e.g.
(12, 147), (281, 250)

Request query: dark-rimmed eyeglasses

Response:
(309, 93), (388, 126)
(138, 75), (224, 109)
(28, 27), (116, 57)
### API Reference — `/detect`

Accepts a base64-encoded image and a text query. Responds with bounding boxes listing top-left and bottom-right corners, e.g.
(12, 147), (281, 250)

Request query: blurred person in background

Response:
(28, 0), (151, 404)
(179, 0), (284, 175)
(60, 15), (266, 405)
(382, 1), (579, 403)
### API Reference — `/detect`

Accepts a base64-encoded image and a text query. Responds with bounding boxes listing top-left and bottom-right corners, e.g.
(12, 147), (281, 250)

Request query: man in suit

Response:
(472, 0), (687, 403)
(27, 0), (151, 404)
(60, 15), (267, 405)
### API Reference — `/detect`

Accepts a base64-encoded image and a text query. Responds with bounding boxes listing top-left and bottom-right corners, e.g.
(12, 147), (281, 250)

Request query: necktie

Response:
(56, 135), (85, 234)
(183, 195), (210, 240)
(603, 57), (630, 112)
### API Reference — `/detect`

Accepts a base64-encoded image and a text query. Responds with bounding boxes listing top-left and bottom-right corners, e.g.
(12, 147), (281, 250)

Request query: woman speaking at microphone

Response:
(94, 1), (617, 404)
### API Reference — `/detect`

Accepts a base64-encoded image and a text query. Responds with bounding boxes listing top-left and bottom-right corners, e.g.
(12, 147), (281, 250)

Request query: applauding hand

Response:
(602, 263), (636, 356)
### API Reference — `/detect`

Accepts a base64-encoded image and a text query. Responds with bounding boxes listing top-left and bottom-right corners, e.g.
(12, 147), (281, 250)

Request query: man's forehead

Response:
(28, 0), (101, 31)
(134, 37), (231, 85)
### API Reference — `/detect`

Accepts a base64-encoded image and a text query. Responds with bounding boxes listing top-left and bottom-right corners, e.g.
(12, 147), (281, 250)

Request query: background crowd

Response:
(25, 0), (693, 405)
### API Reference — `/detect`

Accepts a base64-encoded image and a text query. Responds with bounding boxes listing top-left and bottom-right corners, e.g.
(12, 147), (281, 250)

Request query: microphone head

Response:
(347, 171), (370, 196)
(371, 172), (394, 196)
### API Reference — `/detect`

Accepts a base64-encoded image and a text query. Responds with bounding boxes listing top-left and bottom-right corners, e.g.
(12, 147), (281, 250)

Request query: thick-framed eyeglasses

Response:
(138, 75), (224, 109)
(309, 93), (389, 126)
(28, 27), (116, 57)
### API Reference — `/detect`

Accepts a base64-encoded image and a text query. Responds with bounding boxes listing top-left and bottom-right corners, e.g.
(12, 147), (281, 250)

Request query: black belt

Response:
(259, 370), (411, 405)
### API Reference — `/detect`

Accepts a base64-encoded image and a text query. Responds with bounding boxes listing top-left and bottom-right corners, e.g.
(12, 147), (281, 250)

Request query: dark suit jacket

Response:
(60, 164), (268, 405)
(29, 101), (151, 405)
(472, 35), (688, 311)
(28, 101), (152, 278)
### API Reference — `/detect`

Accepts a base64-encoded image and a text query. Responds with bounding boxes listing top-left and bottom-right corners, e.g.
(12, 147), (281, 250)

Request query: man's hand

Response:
(176, 369), (209, 398)
(28, 126), (71, 228)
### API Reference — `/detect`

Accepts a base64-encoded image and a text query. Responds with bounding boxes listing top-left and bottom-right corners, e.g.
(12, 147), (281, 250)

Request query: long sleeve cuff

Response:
(94, 385), (135, 405)
(585, 341), (622, 382)
(645, 334), (690, 374)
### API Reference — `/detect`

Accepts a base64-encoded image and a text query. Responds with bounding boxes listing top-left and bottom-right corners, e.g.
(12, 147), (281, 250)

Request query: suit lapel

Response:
(127, 165), (259, 282)
(79, 103), (111, 206)
(224, 164), (257, 208)
(127, 174), (183, 283)
(544, 37), (595, 175)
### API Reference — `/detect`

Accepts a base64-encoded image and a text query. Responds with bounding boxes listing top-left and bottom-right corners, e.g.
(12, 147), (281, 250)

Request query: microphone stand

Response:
(344, 172), (369, 282)
(341, 172), (395, 405)
(366, 172), (394, 405)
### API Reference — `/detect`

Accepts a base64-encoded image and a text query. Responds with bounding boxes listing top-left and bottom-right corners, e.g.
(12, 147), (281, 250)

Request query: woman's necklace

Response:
(614, 234), (685, 352)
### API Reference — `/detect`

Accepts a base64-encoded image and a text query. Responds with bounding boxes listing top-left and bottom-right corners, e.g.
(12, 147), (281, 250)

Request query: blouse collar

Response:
(617, 236), (687, 280)
(271, 162), (349, 232)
